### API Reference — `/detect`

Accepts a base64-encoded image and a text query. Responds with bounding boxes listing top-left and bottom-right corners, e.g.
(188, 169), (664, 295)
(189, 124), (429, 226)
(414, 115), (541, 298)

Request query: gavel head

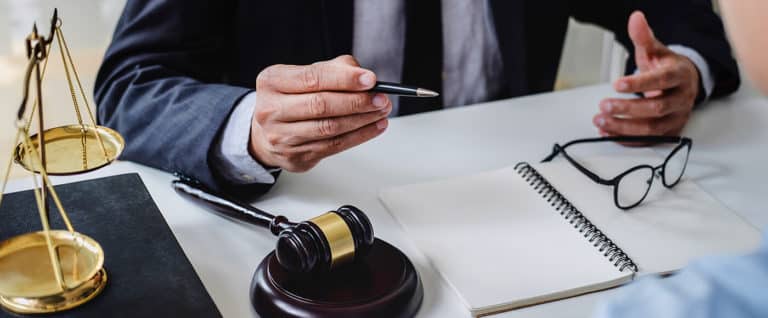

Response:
(274, 205), (374, 273)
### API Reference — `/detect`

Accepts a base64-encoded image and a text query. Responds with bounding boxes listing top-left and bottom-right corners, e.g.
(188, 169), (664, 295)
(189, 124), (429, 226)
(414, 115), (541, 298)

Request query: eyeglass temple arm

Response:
(562, 136), (686, 145)
(541, 144), (613, 186)
(541, 138), (616, 162)
(541, 144), (560, 162)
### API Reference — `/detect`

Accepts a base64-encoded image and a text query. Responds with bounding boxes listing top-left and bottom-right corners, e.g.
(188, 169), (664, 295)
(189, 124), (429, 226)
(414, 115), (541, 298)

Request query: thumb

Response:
(628, 11), (663, 70)
(331, 54), (362, 67)
(327, 54), (376, 89)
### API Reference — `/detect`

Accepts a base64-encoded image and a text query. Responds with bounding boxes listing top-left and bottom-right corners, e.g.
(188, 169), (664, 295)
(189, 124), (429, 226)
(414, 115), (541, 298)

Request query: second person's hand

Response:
(594, 11), (701, 143)
(249, 55), (392, 172)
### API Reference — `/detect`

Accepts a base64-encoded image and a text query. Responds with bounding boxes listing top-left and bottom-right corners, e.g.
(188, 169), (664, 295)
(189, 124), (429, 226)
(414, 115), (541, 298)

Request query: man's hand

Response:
(594, 11), (701, 140)
(249, 55), (392, 172)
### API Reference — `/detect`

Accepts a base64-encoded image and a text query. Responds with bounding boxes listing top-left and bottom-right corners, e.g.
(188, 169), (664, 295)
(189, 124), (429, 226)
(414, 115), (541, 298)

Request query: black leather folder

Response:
(0, 173), (220, 317)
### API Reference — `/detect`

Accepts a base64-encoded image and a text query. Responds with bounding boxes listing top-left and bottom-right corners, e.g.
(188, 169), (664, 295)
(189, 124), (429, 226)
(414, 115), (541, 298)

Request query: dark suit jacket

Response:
(95, 0), (739, 194)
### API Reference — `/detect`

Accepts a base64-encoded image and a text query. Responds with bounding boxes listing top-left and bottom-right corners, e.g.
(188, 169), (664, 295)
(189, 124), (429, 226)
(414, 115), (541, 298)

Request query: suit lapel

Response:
(488, 0), (528, 97)
(321, 0), (354, 57)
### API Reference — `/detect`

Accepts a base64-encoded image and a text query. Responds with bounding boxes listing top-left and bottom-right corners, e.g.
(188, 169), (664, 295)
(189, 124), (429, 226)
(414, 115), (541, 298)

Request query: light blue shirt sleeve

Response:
(668, 45), (715, 100)
(210, 92), (280, 185)
(594, 230), (768, 318)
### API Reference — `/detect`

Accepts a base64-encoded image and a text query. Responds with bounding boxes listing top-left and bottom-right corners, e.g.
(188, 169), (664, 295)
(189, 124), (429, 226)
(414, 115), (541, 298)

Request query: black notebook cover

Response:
(0, 173), (221, 317)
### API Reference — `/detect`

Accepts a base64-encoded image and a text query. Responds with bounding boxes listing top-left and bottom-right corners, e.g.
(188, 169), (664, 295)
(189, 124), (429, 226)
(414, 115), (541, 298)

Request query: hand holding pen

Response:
(247, 55), (439, 173)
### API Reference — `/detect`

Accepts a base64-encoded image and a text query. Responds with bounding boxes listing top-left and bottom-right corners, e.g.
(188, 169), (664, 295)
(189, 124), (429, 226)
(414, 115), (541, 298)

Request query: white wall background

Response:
(557, 19), (627, 89)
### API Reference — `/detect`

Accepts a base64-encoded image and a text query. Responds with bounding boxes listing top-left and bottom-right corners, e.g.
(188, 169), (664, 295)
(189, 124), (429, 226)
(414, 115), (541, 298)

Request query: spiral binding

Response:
(514, 162), (639, 273)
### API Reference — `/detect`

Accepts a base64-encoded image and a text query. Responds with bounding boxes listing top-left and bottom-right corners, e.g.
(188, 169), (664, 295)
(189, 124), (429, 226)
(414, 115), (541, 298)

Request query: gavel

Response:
(171, 178), (374, 273)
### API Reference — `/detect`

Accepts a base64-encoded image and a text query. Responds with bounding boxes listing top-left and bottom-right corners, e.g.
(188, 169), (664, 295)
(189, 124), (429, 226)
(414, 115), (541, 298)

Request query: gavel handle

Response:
(171, 179), (287, 232)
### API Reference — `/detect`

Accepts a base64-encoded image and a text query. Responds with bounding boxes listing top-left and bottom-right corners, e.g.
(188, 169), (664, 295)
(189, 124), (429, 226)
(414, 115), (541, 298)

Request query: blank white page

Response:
(379, 167), (632, 316)
(533, 155), (761, 275)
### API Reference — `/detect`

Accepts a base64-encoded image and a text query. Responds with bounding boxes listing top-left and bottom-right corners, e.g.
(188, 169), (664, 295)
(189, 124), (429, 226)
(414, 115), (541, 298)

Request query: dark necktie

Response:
(399, 0), (443, 116)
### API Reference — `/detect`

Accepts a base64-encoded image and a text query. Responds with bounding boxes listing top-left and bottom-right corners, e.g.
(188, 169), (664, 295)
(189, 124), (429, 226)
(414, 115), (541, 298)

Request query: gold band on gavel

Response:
(309, 212), (355, 268)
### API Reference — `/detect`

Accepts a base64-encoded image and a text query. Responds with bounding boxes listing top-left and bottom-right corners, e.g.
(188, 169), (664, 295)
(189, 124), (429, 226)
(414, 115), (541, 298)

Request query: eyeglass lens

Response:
(663, 142), (691, 187)
(616, 167), (654, 208)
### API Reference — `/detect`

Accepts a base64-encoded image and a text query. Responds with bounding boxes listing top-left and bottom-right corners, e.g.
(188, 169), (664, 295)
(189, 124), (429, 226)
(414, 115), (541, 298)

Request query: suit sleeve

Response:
(95, 0), (275, 195)
(569, 0), (740, 99)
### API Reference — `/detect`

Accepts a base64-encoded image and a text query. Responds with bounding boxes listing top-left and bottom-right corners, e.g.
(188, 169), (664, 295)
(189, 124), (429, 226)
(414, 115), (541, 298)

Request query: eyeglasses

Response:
(541, 136), (693, 210)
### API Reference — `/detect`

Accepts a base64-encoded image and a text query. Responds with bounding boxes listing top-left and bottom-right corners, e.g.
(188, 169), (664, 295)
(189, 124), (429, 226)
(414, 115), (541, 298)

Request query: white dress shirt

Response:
(211, 0), (715, 185)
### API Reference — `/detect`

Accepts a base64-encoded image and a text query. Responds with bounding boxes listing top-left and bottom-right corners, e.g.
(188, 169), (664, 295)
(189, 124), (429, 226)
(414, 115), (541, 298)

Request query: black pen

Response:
(371, 81), (440, 97)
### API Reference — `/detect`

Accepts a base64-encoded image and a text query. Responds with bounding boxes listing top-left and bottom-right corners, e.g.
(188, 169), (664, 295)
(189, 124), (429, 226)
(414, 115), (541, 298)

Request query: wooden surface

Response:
(251, 239), (423, 318)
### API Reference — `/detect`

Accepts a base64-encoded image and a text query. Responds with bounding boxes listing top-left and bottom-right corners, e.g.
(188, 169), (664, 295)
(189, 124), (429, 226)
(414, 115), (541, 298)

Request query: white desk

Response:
(6, 83), (768, 318)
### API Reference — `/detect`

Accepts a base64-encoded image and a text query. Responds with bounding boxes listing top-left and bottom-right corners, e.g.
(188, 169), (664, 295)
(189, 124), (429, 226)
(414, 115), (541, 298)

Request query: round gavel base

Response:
(250, 238), (423, 318)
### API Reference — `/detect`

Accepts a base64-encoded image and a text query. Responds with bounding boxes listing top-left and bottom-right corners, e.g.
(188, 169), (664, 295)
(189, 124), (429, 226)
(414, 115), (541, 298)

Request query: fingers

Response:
(598, 46), (698, 141)
(273, 104), (392, 145)
(302, 119), (389, 160)
(257, 55), (376, 93)
(276, 119), (389, 172)
(614, 65), (683, 93)
(593, 112), (689, 136)
(250, 87), (391, 172)
(600, 89), (689, 119)
(248, 55), (387, 172)
(273, 92), (390, 122)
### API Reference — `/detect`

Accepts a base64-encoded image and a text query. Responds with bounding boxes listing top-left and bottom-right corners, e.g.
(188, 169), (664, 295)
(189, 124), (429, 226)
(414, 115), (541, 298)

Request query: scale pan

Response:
(14, 124), (124, 175)
(0, 230), (106, 313)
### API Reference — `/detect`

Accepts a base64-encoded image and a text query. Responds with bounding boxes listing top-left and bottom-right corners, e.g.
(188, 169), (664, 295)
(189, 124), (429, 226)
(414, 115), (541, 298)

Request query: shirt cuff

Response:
(211, 92), (280, 185)
(668, 45), (715, 101)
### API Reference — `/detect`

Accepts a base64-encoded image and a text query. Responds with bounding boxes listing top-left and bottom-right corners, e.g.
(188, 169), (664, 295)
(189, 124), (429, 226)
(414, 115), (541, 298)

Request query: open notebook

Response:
(379, 154), (761, 317)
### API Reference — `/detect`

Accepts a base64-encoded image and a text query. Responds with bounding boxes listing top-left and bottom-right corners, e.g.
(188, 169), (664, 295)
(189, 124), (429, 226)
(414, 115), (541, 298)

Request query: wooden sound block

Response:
(250, 238), (423, 318)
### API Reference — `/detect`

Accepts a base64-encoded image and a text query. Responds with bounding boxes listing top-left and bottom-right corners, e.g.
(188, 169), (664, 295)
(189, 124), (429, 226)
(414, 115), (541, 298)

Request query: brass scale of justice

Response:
(0, 9), (124, 314)
(0, 9), (422, 318)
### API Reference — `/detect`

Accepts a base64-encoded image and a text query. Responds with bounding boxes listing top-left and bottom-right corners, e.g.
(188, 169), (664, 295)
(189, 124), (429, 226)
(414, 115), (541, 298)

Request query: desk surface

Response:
(6, 83), (768, 318)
